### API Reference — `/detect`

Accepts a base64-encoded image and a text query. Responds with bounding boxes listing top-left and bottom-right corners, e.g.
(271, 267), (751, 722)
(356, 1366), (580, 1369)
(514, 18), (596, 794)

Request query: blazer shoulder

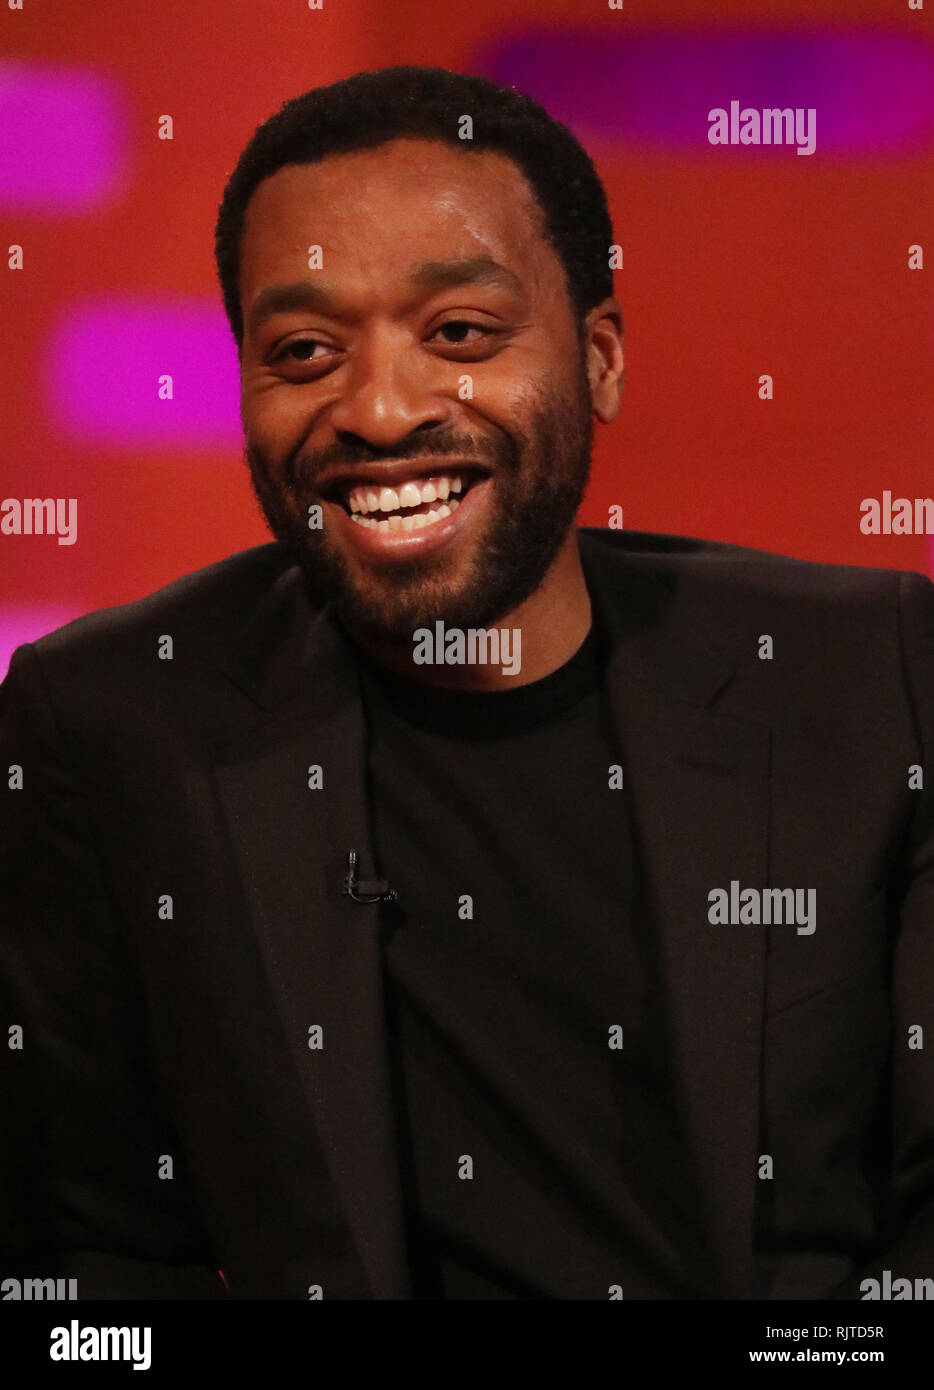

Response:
(579, 525), (932, 609)
(25, 542), (290, 668)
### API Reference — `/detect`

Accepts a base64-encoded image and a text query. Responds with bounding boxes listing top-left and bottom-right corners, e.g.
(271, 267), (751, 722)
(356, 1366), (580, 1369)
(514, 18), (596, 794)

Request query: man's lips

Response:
(328, 467), (493, 560)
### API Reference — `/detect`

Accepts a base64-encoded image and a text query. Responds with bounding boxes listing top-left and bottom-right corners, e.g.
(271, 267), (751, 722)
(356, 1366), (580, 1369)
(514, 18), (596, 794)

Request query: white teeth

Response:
(349, 499), (458, 532)
(343, 471), (472, 515)
(397, 482), (422, 509)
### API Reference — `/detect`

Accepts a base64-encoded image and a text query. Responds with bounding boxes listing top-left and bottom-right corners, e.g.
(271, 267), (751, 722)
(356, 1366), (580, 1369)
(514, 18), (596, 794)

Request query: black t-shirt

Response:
(353, 605), (711, 1299)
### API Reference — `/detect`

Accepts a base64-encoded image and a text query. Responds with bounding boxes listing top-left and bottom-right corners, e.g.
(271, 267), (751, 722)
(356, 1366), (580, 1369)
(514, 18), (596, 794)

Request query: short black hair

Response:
(214, 65), (615, 351)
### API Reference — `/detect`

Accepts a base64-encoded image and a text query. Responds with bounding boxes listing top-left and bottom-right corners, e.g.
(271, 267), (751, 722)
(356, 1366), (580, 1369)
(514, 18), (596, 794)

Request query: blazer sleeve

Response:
(826, 569), (934, 1298)
(0, 640), (228, 1300)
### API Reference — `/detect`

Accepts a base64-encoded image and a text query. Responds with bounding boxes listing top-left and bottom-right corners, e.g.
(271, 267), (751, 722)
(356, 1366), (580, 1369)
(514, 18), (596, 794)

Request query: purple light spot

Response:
(477, 30), (934, 154)
(0, 606), (82, 682)
(0, 61), (128, 210)
(44, 298), (241, 449)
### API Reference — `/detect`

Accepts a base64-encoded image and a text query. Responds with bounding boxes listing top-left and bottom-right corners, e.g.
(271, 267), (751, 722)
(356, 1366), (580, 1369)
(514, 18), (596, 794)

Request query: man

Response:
(2, 65), (933, 1301)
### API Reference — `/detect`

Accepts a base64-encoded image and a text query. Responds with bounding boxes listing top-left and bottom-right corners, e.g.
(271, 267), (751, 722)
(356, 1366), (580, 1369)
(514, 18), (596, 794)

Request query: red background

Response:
(2, 0), (932, 672)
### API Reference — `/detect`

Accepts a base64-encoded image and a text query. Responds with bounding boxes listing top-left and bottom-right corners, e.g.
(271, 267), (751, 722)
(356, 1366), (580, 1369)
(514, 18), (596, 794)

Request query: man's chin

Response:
(325, 579), (483, 648)
(283, 538), (450, 641)
(276, 465), (584, 644)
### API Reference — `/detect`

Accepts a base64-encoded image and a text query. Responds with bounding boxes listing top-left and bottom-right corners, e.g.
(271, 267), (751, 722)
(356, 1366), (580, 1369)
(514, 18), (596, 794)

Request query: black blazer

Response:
(2, 527), (933, 1300)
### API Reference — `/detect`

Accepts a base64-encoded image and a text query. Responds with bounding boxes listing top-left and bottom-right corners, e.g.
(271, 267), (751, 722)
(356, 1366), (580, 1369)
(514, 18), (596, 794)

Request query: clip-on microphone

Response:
(343, 848), (399, 905)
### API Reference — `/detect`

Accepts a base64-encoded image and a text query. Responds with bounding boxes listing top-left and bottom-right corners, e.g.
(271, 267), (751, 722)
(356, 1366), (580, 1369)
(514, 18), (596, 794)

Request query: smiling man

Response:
(2, 66), (934, 1303)
(233, 121), (610, 689)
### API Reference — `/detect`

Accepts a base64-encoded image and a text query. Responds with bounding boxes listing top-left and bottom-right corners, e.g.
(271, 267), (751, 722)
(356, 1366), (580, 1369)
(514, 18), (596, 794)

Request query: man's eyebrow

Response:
(246, 257), (523, 336)
(247, 282), (335, 336)
(408, 256), (523, 295)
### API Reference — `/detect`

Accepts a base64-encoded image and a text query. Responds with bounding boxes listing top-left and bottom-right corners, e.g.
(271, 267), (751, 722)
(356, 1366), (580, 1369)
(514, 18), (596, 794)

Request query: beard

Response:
(243, 353), (594, 645)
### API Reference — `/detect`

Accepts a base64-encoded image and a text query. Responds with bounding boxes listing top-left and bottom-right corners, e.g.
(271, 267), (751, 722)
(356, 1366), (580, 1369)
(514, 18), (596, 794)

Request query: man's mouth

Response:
(326, 467), (489, 533)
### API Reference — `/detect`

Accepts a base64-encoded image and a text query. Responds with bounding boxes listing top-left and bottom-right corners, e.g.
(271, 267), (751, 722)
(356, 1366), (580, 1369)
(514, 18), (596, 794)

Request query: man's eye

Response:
(431, 321), (494, 345)
(273, 324), (494, 363)
(278, 338), (330, 362)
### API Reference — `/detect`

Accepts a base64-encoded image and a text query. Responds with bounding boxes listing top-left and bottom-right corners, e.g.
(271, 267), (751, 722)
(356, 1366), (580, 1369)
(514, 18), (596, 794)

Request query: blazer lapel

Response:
(212, 563), (411, 1299)
(581, 532), (771, 1298)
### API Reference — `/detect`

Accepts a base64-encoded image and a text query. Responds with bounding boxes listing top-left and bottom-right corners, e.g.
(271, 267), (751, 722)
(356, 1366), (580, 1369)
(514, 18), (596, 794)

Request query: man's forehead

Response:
(241, 138), (549, 264)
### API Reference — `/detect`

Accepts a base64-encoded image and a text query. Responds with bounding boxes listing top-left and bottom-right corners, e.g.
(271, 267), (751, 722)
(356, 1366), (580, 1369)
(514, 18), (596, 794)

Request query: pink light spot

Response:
(0, 61), (128, 211)
(44, 297), (241, 449)
(0, 606), (82, 682)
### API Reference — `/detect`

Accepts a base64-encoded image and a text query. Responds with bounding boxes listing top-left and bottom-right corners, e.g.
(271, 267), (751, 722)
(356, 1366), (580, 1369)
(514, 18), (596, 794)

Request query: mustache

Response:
(285, 431), (510, 493)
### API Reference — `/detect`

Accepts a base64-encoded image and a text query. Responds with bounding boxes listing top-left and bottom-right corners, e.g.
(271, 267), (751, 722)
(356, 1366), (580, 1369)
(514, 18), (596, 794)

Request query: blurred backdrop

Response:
(2, 0), (933, 676)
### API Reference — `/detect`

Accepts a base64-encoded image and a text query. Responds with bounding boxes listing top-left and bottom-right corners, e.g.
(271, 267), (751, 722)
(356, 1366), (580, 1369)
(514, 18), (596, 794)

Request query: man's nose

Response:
(327, 329), (450, 448)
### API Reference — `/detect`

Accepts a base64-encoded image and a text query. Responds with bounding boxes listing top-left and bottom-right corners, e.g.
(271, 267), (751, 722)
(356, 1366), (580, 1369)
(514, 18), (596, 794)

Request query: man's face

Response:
(238, 137), (596, 643)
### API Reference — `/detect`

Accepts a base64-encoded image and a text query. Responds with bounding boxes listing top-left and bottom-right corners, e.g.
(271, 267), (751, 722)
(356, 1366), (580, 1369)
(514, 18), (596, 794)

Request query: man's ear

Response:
(584, 298), (624, 424)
